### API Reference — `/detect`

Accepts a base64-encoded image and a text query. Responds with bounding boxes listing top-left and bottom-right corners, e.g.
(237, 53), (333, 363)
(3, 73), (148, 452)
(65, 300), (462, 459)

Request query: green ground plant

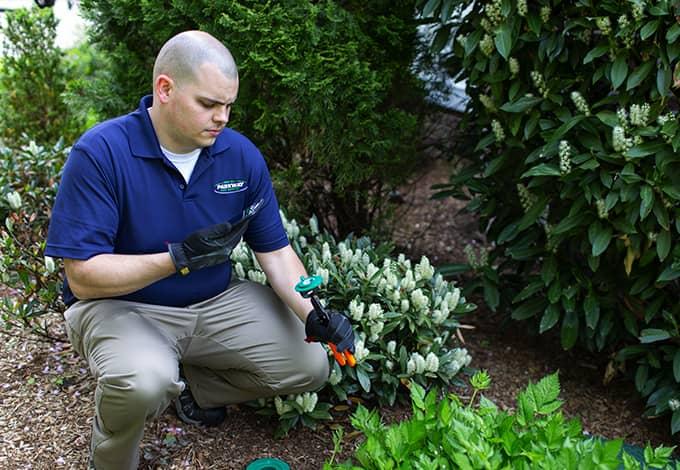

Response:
(78, 0), (426, 238)
(233, 213), (475, 436)
(421, 0), (680, 433)
(325, 372), (676, 469)
(0, 7), (84, 148)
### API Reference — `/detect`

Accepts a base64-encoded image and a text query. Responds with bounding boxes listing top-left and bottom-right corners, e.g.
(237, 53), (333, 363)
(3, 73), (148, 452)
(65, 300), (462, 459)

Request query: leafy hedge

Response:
(0, 7), (84, 148)
(421, 0), (680, 433)
(78, 0), (426, 237)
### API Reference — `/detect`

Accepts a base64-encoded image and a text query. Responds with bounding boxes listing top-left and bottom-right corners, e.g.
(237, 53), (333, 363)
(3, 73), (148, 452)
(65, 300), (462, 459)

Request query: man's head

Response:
(150, 31), (239, 153)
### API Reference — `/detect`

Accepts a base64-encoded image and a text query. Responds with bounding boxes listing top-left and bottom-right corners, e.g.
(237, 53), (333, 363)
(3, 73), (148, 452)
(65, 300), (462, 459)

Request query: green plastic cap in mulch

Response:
(245, 457), (290, 470)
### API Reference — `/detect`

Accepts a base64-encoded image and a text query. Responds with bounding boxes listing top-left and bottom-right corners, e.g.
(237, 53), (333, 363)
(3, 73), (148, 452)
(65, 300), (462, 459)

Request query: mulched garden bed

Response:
(1, 151), (676, 469)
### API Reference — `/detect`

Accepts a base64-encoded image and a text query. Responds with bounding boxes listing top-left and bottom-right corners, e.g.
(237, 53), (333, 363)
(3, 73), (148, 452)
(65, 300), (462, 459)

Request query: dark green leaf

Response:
(483, 278), (500, 311)
(639, 328), (671, 343)
(626, 141), (668, 158)
(657, 67), (671, 96)
(640, 185), (654, 220)
(672, 410), (680, 434)
(553, 211), (588, 234)
(667, 24), (680, 43)
(611, 56), (628, 90)
(561, 310), (579, 350)
(583, 44), (608, 64)
(500, 95), (543, 113)
(584, 292), (600, 329)
(588, 222), (612, 256)
(596, 111), (619, 128)
(521, 163), (561, 177)
(626, 61), (654, 90)
(657, 265), (680, 282)
(673, 350), (680, 382)
(511, 298), (546, 320)
(539, 304), (560, 333)
(495, 24), (512, 60)
(640, 19), (660, 40)
(657, 229), (670, 261)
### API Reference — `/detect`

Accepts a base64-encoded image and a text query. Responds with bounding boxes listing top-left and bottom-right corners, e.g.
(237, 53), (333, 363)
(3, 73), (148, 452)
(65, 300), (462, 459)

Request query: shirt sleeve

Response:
(45, 143), (119, 260)
(242, 145), (289, 253)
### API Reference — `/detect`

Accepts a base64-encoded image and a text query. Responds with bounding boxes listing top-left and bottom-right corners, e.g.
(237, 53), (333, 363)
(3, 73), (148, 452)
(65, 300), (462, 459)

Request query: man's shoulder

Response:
(76, 115), (129, 149)
(216, 128), (261, 155)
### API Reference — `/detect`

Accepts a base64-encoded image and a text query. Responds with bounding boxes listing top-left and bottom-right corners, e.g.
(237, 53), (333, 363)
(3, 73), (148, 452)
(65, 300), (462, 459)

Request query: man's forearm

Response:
(65, 252), (176, 300)
(255, 246), (313, 322)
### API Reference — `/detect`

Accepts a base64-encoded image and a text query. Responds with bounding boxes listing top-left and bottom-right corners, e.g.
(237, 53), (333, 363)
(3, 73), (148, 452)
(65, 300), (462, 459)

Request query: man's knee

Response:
(301, 345), (330, 391)
(97, 364), (181, 431)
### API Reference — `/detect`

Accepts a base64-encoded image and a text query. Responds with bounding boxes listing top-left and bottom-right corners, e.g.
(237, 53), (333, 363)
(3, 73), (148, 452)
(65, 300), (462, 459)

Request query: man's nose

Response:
(214, 106), (230, 124)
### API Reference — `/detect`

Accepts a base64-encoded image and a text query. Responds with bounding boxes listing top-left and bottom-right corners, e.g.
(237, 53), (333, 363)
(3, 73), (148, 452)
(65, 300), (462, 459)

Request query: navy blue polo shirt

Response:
(45, 95), (289, 307)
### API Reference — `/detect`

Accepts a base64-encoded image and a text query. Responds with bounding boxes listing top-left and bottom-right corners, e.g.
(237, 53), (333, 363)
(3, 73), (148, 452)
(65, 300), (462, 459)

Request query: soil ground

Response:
(1, 137), (677, 469)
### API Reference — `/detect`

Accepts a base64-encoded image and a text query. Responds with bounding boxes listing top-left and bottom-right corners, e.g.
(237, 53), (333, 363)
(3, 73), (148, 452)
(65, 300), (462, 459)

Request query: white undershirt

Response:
(160, 145), (201, 183)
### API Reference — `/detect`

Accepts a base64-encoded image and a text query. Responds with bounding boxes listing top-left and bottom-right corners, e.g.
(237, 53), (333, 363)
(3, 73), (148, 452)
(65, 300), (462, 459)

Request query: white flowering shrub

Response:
(0, 141), (68, 338)
(236, 212), (476, 435)
(422, 0), (680, 434)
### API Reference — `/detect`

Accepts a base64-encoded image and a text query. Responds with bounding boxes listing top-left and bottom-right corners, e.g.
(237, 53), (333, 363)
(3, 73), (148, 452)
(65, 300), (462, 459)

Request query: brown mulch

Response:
(1, 130), (678, 468)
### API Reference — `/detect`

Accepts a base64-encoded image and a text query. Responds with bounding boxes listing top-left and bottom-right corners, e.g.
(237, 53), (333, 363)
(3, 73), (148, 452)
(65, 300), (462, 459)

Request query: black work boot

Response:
(174, 366), (226, 427)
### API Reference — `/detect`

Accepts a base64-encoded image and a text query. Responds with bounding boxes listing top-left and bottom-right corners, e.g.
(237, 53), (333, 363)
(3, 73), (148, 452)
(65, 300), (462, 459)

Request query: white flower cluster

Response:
(464, 244), (489, 270)
(414, 256), (435, 281)
(509, 58), (520, 77)
(612, 126), (633, 153)
(480, 34), (494, 56)
(432, 288), (460, 324)
(629, 103), (650, 127)
(596, 16), (612, 35)
(657, 112), (674, 126)
(353, 337), (370, 362)
(406, 352), (440, 375)
(479, 94), (496, 112)
(484, 0), (503, 26)
(456, 33), (467, 48)
(5, 191), (21, 210)
(328, 368), (342, 385)
(631, 2), (644, 22)
(308, 215), (319, 235)
(442, 348), (472, 376)
(530, 71), (548, 97)
(540, 5), (551, 23)
(295, 392), (318, 413)
(596, 199), (609, 219)
(516, 0), (528, 16)
(480, 18), (493, 33)
(274, 396), (293, 416)
(669, 398), (680, 411)
(491, 119), (505, 142)
(617, 15), (633, 47)
(44, 256), (56, 274)
(410, 288), (430, 313)
(558, 140), (572, 175)
(517, 183), (537, 212)
(279, 211), (300, 239)
(247, 269), (267, 285)
(570, 91), (591, 116)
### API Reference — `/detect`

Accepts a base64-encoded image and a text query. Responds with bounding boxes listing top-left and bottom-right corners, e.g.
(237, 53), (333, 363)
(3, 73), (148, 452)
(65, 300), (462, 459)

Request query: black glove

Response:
(305, 308), (356, 355)
(168, 199), (263, 275)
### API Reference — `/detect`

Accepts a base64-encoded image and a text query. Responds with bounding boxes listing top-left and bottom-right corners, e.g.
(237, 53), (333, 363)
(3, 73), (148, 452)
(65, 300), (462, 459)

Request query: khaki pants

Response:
(64, 280), (329, 470)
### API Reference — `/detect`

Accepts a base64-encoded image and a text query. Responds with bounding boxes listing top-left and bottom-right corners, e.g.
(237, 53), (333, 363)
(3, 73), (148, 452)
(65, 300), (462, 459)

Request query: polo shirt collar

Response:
(127, 95), (230, 159)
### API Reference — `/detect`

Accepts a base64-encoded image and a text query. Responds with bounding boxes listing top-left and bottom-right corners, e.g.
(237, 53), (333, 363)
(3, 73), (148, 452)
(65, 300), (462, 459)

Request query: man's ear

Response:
(155, 74), (174, 104)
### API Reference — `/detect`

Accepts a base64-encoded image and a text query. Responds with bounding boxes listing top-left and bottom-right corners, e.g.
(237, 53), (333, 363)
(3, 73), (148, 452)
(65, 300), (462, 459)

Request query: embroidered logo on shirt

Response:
(214, 179), (247, 194)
